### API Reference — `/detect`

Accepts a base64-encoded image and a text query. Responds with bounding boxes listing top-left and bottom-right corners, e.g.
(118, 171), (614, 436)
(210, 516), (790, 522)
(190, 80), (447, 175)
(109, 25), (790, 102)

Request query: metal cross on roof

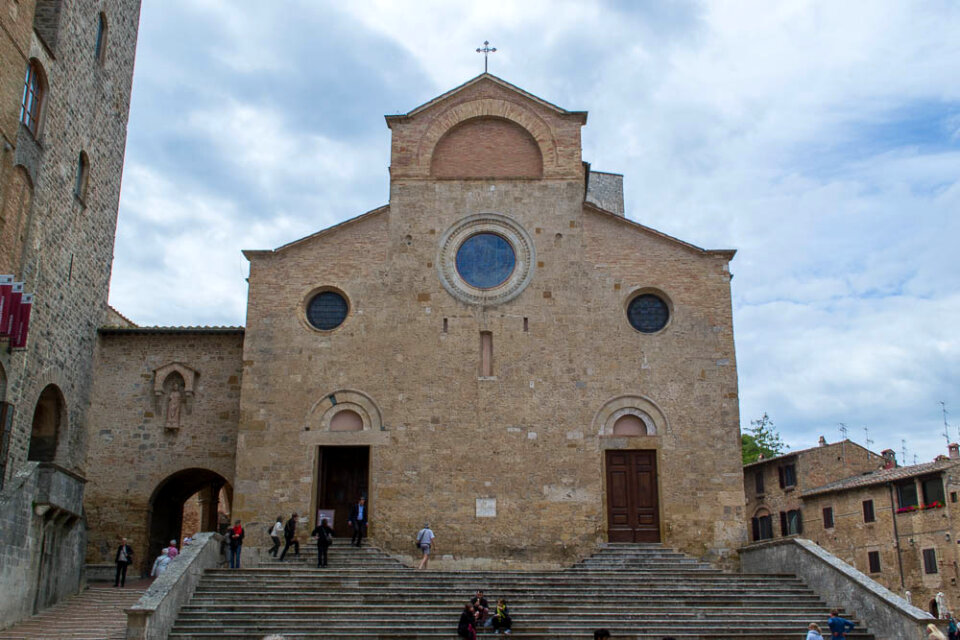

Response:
(476, 40), (497, 73)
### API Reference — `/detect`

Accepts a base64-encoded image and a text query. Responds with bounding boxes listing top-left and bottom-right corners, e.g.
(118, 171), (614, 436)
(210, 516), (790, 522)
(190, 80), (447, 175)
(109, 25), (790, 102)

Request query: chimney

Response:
(949, 443), (959, 459)
(818, 436), (827, 447)
(881, 449), (897, 470)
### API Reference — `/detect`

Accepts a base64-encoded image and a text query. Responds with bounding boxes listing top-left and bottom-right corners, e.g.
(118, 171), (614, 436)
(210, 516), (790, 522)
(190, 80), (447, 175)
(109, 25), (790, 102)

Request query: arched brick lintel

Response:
(417, 99), (559, 176)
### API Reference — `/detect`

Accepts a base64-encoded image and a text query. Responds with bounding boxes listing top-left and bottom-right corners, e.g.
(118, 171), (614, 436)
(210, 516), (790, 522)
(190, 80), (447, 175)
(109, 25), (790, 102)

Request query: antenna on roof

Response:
(941, 401), (951, 443)
(863, 426), (874, 452)
(902, 439), (908, 465)
(838, 423), (848, 461)
(913, 454), (918, 465)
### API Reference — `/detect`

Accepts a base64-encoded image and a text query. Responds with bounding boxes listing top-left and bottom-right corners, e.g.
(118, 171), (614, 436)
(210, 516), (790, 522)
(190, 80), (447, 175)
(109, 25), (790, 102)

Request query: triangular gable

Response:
(243, 205), (389, 259)
(388, 73), (587, 123)
(584, 202), (736, 259)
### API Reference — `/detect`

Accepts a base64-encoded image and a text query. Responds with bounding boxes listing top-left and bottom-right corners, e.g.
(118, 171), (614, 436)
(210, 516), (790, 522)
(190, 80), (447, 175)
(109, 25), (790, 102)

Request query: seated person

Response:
(470, 589), (490, 625)
(492, 598), (512, 634)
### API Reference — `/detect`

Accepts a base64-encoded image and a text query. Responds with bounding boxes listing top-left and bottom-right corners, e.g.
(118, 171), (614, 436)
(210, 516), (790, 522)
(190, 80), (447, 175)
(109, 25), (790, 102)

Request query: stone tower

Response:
(0, 0), (142, 627)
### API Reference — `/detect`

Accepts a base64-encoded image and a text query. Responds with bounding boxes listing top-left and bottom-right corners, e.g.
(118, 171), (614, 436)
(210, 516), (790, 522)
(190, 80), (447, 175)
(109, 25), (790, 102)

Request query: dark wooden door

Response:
(318, 446), (369, 537)
(606, 450), (660, 542)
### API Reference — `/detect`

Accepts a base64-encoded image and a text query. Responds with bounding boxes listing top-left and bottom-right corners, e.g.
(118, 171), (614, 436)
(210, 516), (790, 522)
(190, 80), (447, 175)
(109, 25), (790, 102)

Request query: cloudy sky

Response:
(110, 0), (960, 463)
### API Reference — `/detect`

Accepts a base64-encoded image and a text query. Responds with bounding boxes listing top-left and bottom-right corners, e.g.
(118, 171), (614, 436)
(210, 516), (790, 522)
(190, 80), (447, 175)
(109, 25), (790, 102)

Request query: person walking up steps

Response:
(279, 513), (300, 561)
(311, 518), (334, 568)
(827, 609), (855, 639)
(416, 522), (434, 570)
(268, 516), (283, 557)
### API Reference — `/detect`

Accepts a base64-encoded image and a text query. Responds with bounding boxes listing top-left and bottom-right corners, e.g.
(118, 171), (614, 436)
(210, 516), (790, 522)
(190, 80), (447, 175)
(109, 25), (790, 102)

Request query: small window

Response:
(74, 151), (89, 201)
(94, 12), (108, 64)
(480, 331), (493, 377)
(923, 548), (938, 574)
(922, 476), (945, 505)
(951, 491), (957, 503)
(20, 61), (45, 136)
(751, 513), (773, 541)
(868, 550), (881, 574)
(778, 463), (797, 488)
(897, 482), (919, 509)
(755, 470), (764, 494)
(823, 506), (834, 529)
(863, 499), (875, 523)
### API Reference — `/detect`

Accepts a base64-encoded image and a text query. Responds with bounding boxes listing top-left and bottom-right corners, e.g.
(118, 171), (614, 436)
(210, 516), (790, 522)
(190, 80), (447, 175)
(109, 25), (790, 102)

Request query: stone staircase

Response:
(0, 580), (149, 640)
(168, 541), (874, 639)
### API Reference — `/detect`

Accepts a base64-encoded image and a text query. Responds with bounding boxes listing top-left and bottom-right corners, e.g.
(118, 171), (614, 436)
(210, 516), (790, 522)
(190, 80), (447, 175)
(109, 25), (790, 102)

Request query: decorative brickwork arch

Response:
(308, 389), (383, 433)
(431, 117), (543, 179)
(594, 394), (669, 437)
(417, 99), (558, 177)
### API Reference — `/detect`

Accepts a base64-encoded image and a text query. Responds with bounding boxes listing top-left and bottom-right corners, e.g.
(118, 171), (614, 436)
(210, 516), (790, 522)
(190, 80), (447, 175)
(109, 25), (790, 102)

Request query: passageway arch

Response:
(146, 468), (231, 573)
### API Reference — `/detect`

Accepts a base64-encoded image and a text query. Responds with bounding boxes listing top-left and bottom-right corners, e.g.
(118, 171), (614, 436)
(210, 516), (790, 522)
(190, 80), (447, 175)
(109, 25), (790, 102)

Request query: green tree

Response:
(741, 412), (785, 465)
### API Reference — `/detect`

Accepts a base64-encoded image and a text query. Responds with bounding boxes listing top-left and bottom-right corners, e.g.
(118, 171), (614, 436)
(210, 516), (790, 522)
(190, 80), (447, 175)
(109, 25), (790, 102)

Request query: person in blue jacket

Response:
(827, 609), (855, 638)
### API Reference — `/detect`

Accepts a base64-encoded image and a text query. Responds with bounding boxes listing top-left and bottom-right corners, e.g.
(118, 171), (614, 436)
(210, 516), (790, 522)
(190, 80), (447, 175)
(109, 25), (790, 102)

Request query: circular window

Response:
(455, 233), (516, 289)
(306, 291), (348, 331)
(437, 213), (535, 306)
(627, 294), (669, 333)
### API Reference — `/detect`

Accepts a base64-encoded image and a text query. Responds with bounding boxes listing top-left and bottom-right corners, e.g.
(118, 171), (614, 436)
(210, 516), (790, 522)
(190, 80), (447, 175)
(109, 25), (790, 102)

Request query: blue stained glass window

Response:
(307, 291), (348, 330)
(627, 294), (669, 333)
(455, 233), (516, 289)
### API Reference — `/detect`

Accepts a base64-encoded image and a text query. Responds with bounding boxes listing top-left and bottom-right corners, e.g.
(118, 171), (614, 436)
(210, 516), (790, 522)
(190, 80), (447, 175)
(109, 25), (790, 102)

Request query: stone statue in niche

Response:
(165, 380), (184, 429)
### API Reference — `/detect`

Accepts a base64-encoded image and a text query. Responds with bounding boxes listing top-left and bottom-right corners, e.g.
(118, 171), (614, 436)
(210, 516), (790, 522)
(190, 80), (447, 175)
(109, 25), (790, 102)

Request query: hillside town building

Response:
(0, 0), (142, 627)
(82, 73), (748, 574)
(745, 437), (960, 618)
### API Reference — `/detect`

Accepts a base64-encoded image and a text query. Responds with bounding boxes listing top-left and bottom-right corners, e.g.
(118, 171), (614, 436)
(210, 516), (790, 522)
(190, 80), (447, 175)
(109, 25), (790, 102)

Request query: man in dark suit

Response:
(114, 537), (134, 587)
(348, 497), (367, 547)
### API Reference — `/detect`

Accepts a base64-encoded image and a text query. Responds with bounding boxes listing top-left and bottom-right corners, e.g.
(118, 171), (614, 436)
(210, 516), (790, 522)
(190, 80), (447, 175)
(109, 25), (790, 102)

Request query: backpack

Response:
(322, 528), (333, 544)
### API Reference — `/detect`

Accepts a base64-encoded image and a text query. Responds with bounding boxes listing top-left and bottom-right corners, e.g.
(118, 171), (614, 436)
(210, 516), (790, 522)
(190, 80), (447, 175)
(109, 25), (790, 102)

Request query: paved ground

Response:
(0, 580), (149, 640)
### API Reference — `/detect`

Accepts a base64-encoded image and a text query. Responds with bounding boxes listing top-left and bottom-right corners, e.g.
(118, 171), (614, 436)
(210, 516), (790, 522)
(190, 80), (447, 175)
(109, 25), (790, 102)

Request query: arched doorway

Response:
(147, 468), (231, 573)
(28, 385), (65, 462)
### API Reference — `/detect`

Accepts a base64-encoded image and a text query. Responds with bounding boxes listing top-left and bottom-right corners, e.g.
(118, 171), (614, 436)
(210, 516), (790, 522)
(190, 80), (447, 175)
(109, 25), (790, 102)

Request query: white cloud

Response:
(111, 0), (960, 462)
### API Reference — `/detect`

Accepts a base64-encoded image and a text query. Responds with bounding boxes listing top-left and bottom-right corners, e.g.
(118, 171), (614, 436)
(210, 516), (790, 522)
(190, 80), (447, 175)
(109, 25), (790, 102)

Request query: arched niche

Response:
(593, 394), (668, 437)
(431, 117), (543, 179)
(28, 384), (66, 462)
(307, 389), (382, 433)
(416, 98), (559, 177)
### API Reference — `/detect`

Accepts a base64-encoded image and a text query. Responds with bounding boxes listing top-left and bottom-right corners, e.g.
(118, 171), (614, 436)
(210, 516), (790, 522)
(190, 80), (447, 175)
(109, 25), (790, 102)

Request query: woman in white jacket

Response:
(268, 516), (283, 557)
(150, 548), (171, 577)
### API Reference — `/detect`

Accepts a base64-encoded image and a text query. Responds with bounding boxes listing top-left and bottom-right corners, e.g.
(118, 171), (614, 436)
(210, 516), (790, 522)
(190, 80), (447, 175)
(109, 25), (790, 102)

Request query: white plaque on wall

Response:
(476, 498), (496, 518)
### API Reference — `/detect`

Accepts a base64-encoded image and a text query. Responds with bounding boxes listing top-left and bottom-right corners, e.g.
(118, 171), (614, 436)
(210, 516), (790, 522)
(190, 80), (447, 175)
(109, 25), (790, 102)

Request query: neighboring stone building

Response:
(0, 0), (141, 628)
(84, 73), (746, 571)
(744, 438), (881, 542)
(802, 446), (960, 618)
(84, 325), (242, 576)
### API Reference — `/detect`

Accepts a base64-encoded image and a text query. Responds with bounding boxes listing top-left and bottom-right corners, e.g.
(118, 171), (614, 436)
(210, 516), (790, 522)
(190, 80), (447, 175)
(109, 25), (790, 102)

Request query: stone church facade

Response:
(84, 74), (746, 571)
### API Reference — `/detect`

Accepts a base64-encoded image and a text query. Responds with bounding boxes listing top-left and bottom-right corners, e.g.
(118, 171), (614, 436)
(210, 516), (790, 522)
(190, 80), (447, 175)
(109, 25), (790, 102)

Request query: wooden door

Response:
(318, 446), (369, 537)
(606, 450), (660, 542)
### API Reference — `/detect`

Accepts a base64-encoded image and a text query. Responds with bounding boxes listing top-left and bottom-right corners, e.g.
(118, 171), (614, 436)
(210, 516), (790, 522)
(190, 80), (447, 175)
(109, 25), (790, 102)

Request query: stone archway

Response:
(146, 468), (231, 574)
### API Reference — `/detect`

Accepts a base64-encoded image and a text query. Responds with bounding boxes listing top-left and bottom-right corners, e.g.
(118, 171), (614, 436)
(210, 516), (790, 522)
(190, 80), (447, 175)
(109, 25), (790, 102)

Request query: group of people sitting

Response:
(458, 590), (512, 638)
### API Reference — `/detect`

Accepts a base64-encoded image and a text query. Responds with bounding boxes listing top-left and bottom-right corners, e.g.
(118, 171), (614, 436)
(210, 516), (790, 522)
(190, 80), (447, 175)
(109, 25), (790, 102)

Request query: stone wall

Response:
(802, 467), (960, 617)
(234, 75), (745, 568)
(741, 537), (939, 640)
(0, 0), (141, 626)
(84, 329), (242, 576)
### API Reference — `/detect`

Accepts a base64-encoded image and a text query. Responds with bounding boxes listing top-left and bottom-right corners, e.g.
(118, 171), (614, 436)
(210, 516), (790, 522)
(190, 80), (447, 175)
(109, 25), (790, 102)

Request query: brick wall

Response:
(431, 117), (542, 178)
